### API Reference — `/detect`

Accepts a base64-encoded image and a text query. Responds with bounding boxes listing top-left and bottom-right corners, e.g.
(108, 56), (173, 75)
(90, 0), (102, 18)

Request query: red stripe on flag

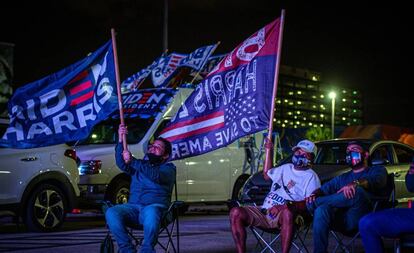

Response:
(69, 71), (89, 84)
(70, 80), (92, 95)
(70, 91), (94, 106)
(161, 111), (224, 134)
(165, 122), (225, 142)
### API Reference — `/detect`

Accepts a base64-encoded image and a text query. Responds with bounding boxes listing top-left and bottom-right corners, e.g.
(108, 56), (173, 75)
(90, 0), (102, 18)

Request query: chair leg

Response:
(176, 215), (180, 253)
(330, 231), (350, 253)
(294, 231), (310, 253)
(395, 239), (401, 253)
(251, 228), (278, 253)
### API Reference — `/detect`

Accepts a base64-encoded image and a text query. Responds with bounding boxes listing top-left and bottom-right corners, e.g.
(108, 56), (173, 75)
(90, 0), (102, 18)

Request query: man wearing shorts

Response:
(230, 139), (321, 253)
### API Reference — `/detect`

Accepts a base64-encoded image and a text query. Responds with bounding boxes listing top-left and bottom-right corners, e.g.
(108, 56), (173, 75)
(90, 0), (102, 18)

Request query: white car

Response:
(0, 118), (80, 232)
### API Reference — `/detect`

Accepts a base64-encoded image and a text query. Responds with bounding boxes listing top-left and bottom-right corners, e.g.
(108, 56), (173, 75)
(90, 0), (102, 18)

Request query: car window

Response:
(394, 145), (414, 164)
(371, 145), (393, 163)
(75, 118), (154, 145)
(315, 143), (348, 165)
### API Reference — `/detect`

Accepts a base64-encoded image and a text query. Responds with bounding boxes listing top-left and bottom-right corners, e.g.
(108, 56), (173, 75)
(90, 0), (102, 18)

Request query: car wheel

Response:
(107, 179), (130, 205)
(24, 184), (67, 232)
(231, 176), (249, 201)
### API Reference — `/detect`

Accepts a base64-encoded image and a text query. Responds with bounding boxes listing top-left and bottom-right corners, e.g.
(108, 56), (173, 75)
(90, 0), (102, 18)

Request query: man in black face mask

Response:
(306, 141), (388, 253)
(105, 124), (176, 253)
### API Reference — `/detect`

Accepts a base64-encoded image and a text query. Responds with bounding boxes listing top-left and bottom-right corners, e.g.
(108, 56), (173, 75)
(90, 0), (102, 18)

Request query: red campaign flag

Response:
(160, 18), (283, 160)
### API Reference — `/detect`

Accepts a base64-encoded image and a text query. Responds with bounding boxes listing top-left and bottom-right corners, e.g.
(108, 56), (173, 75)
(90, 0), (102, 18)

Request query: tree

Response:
(305, 127), (332, 142)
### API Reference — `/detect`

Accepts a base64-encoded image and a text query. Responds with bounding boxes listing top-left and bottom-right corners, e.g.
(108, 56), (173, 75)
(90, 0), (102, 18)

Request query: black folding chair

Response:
(330, 172), (396, 253)
(102, 181), (183, 253)
(395, 234), (414, 253)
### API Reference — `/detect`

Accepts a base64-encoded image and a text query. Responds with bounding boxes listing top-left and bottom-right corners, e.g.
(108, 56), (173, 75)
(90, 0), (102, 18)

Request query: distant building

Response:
(274, 65), (363, 129)
(0, 42), (14, 117)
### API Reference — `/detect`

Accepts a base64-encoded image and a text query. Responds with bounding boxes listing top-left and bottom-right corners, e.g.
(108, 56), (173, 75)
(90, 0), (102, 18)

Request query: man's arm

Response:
(263, 138), (273, 181)
(361, 166), (387, 192)
(115, 143), (138, 175)
(320, 176), (340, 195)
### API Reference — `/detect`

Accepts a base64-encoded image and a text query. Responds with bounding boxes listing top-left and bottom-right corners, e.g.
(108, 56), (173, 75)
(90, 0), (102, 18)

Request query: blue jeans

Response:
(359, 208), (414, 253)
(307, 187), (372, 253)
(105, 203), (166, 253)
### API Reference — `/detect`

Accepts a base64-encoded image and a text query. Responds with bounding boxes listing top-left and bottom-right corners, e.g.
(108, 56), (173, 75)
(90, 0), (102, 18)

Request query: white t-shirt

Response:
(261, 163), (321, 210)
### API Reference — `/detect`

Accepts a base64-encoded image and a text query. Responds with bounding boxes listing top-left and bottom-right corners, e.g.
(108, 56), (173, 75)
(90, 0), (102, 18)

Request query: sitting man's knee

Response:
(230, 207), (244, 220)
(314, 205), (330, 219)
(105, 207), (118, 225)
(359, 213), (376, 232)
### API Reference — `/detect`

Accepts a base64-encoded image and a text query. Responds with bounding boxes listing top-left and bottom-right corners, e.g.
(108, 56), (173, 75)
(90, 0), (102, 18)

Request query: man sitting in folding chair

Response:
(230, 139), (321, 253)
(105, 124), (176, 253)
(306, 141), (388, 253)
(359, 157), (414, 253)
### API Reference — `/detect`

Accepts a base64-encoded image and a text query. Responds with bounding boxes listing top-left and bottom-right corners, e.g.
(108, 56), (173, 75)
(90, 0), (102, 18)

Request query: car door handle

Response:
(394, 172), (401, 178)
(21, 157), (38, 162)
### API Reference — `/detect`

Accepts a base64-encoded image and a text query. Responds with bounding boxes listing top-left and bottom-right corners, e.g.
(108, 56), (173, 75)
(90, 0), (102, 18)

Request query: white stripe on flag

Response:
(160, 115), (224, 139)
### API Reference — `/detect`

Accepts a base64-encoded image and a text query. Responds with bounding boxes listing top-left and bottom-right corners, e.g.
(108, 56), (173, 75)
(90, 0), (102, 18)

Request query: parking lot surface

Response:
(0, 205), (402, 253)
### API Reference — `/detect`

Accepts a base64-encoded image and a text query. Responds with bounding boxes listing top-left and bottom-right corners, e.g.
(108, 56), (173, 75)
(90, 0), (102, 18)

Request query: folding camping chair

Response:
(329, 172), (396, 253)
(102, 181), (183, 253)
(234, 200), (311, 253)
(250, 215), (311, 253)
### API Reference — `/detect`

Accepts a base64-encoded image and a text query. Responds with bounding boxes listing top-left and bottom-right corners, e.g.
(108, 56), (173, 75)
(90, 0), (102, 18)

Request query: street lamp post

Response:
(329, 92), (336, 139)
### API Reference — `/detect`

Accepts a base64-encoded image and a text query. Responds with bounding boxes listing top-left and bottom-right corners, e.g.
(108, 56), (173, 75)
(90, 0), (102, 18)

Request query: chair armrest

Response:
(167, 200), (185, 212)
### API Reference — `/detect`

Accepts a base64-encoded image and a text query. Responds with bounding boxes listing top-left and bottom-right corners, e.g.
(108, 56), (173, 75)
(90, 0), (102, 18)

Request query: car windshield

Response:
(73, 118), (155, 145)
(314, 141), (371, 165)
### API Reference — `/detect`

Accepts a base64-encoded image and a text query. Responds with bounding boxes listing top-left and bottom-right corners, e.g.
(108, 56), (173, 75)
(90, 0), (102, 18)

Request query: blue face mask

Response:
(292, 154), (310, 168)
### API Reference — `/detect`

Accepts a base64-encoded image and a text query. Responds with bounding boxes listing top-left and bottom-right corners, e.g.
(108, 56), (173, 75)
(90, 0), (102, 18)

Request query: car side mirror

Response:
(371, 158), (390, 166)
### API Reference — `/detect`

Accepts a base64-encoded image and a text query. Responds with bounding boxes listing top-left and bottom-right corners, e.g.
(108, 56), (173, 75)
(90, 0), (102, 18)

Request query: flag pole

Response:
(264, 10), (285, 171)
(189, 41), (221, 84)
(111, 28), (128, 151)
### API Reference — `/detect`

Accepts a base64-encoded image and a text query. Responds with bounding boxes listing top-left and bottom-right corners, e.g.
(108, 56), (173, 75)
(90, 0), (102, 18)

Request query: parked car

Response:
(238, 138), (414, 205)
(0, 118), (80, 232)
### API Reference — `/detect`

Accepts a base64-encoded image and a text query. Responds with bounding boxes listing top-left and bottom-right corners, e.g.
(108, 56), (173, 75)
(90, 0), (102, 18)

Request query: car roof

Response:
(315, 138), (414, 151)
(315, 138), (375, 144)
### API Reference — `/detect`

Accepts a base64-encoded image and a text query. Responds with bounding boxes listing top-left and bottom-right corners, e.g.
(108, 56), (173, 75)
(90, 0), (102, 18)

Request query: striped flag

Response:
(160, 19), (282, 160)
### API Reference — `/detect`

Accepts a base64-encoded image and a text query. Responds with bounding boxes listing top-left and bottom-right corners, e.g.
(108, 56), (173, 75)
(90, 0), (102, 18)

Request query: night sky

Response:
(1, 1), (412, 127)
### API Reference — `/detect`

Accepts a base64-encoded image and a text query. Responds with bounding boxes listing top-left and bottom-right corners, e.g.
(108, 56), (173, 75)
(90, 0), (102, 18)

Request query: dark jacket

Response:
(321, 165), (388, 198)
(115, 143), (176, 207)
(406, 171), (414, 193)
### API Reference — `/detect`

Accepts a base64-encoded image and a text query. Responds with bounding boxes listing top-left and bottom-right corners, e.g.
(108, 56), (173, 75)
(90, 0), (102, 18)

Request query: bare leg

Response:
(279, 208), (294, 253)
(230, 207), (252, 253)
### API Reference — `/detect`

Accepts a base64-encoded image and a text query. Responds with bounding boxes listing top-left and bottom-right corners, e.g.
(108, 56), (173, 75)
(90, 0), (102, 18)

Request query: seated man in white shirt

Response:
(230, 139), (321, 253)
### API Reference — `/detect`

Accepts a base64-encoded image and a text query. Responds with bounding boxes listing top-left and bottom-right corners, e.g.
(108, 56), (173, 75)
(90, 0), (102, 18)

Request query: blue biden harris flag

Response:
(1, 41), (118, 148)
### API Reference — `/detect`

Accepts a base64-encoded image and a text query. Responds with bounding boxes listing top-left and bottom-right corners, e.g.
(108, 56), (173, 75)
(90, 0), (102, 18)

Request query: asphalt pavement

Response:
(0, 205), (404, 253)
